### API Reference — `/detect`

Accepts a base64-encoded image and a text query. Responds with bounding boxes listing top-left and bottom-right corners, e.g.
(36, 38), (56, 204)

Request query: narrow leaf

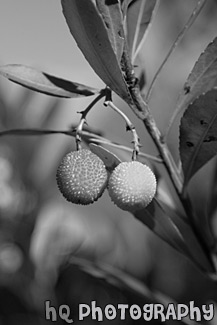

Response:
(89, 143), (121, 172)
(135, 198), (214, 273)
(0, 128), (74, 138)
(135, 199), (188, 254)
(70, 256), (155, 301)
(61, 0), (131, 103)
(127, 0), (159, 61)
(96, 0), (125, 62)
(0, 64), (99, 98)
(180, 88), (217, 186)
(168, 36), (217, 132)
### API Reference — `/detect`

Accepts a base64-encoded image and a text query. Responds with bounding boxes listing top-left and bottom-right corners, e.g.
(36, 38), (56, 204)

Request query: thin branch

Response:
(145, 0), (207, 103)
(104, 99), (141, 160)
(75, 91), (105, 149)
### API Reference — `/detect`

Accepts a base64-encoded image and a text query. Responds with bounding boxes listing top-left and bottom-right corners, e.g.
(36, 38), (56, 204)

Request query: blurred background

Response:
(0, 0), (217, 324)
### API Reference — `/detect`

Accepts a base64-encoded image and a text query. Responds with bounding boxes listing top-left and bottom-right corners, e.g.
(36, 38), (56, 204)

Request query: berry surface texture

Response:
(56, 149), (108, 205)
(108, 161), (157, 212)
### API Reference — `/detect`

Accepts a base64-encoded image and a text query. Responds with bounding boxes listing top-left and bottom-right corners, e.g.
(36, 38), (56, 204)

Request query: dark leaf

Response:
(61, 0), (131, 103)
(138, 69), (146, 91)
(96, 0), (125, 62)
(89, 143), (121, 171)
(126, 0), (159, 61)
(171, 36), (217, 127)
(185, 167), (216, 251)
(208, 158), (217, 220)
(135, 198), (214, 273)
(0, 64), (99, 98)
(180, 88), (217, 186)
(0, 128), (74, 138)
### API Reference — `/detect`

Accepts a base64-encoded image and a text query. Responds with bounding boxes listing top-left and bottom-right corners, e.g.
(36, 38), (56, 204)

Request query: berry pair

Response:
(56, 149), (157, 212)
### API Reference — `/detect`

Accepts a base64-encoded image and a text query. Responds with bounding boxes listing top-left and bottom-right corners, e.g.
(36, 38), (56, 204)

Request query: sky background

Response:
(0, 0), (100, 83)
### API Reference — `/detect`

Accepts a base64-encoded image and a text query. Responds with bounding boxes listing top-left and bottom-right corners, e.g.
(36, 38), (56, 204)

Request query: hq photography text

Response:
(45, 300), (214, 323)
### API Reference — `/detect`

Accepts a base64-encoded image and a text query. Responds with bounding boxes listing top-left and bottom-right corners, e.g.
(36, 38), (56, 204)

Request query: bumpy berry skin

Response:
(56, 149), (108, 205)
(108, 161), (156, 212)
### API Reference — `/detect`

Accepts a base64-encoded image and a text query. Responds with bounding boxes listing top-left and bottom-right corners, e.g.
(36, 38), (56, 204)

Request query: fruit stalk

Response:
(104, 99), (141, 160)
(76, 91), (105, 150)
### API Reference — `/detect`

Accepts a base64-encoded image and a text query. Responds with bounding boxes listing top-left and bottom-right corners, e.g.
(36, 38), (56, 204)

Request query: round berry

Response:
(108, 161), (156, 212)
(56, 149), (108, 205)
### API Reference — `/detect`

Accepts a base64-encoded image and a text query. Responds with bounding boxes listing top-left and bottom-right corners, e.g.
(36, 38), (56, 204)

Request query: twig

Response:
(75, 91), (105, 150)
(104, 99), (141, 160)
(146, 0), (207, 103)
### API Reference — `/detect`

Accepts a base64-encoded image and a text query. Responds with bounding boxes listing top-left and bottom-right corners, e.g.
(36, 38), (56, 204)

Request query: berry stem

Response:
(75, 91), (106, 150)
(104, 99), (141, 160)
